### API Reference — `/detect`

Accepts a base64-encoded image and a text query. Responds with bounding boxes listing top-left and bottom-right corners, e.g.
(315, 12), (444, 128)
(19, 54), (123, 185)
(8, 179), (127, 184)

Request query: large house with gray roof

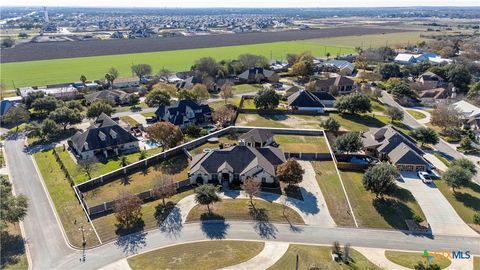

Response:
(154, 99), (212, 128)
(69, 113), (140, 159)
(361, 125), (429, 171)
(188, 142), (286, 185)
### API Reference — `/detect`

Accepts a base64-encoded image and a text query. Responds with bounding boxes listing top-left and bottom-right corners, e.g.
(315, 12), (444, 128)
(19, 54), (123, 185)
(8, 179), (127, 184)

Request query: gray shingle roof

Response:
(239, 129), (274, 145)
(190, 145), (286, 176)
(69, 113), (138, 153)
(388, 142), (429, 166)
(287, 90), (325, 108)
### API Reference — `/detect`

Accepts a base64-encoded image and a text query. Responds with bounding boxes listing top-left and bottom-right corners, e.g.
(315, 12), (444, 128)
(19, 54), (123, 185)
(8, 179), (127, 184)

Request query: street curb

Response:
(2, 145), (33, 270)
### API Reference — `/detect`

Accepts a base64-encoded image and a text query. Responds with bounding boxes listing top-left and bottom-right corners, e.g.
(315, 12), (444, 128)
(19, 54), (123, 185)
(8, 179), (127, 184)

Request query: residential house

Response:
(0, 100), (14, 121)
(154, 99), (212, 128)
(418, 88), (449, 105)
(239, 129), (274, 147)
(361, 125), (429, 171)
(307, 76), (355, 95)
(69, 113), (140, 160)
(84, 89), (131, 105)
(17, 85), (79, 100)
(285, 85), (300, 97)
(394, 52), (451, 65)
(287, 90), (325, 113)
(175, 76), (202, 89)
(237, 68), (279, 84)
(452, 100), (480, 120)
(111, 77), (139, 88)
(467, 117), (480, 141)
(269, 60), (288, 72)
(322, 60), (356, 76)
(188, 143), (286, 185)
(417, 71), (444, 89)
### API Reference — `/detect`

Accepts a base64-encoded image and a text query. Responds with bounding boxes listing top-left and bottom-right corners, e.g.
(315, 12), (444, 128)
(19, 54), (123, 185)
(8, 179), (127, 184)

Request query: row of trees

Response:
(113, 158), (305, 229)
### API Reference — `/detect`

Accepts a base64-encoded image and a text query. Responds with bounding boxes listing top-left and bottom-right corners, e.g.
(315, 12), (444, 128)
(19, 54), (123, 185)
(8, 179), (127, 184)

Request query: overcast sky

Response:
(2, 0), (479, 8)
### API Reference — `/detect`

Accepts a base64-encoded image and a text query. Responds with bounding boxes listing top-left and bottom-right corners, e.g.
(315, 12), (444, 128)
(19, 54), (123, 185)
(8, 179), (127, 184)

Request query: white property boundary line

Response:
(1, 147), (33, 270)
(29, 140), (102, 248)
(323, 132), (359, 228)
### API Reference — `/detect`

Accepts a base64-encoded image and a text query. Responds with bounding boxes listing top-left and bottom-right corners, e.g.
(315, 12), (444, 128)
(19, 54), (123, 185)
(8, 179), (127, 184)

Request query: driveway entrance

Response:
(398, 172), (478, 236)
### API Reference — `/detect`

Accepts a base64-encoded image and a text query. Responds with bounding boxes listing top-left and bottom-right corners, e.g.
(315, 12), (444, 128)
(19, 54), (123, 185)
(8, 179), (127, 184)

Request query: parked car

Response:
(417, 171), (433, 184)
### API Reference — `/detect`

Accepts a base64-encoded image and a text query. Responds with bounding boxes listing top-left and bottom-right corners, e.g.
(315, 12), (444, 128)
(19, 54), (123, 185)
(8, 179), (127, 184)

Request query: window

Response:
(261, 177), (267, 183)
(234, 174), (239, 181)
(212, 174), (218, 181)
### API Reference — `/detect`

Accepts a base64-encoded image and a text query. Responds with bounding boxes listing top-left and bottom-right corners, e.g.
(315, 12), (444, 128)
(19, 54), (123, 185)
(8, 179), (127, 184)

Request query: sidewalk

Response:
(220, 241), (289, 270)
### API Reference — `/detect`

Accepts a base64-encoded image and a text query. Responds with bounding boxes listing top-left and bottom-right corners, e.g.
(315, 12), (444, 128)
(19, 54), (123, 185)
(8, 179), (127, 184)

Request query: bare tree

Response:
(77, 158), (98, 179)
(113, 191), (142, 229)
(241, 177), (261, 208)
(220, 83), (234, 104)
(153, 174), (177, 206)
(213, 105), (236, 127)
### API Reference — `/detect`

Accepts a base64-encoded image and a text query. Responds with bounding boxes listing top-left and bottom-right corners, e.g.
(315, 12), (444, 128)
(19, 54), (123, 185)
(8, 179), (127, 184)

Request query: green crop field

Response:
(1, 40), (355, 89)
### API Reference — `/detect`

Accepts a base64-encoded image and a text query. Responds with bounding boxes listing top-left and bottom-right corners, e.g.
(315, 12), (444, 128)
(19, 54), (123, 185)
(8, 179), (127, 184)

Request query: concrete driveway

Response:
(398, 172), (478, 236)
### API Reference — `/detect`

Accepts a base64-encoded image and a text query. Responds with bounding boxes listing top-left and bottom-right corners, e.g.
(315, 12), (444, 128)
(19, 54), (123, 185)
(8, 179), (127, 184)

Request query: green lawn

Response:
(275, 135), (329, 153)
(242, 99), (257, 109)
(330, 113), (411, 134)
(371, 99), (386, 113)
(233, 84), (263, 94)
(115, 102), (149, 113)
(269, 244), (381, 270)
(127, 241), (264, 270)
(1, 221), (28, 270)
(474, 257), (479, 270)
(83, 154), (190, 206)
(120, 116), (139, 127)
(210, 97), (242, 111)
(141, 112), (156, 118)
(186, 199), (304, 224)
(406, 109), (427, 120)
(433, 152), (451, 167)
(33, 149), (100, 248)
(384, 250), (451, 269)
(339, 170), (426, 230)
(435, 180), (480, 226)
(311, 161), (355, 227)
(92, 189), (193, 242)
(1, 40), (354, 89)
(56, 146), (163, 184)
(235, 113), (327, 129)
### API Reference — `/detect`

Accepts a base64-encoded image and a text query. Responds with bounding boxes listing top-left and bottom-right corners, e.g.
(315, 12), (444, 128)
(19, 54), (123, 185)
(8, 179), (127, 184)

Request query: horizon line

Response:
(2, 5), (480, 8)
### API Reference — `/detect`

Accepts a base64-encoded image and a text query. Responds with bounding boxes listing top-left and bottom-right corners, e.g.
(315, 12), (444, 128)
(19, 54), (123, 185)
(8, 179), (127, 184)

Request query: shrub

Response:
(413, 214), (424, 223)
(474, 212), (480, 224)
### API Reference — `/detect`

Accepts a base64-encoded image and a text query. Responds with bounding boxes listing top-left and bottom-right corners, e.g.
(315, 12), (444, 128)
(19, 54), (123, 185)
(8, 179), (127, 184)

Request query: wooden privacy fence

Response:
(72, 126), (328, 218)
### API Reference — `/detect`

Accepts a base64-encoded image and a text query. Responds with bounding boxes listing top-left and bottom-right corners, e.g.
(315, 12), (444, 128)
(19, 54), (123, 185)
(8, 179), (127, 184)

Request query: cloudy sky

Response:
(2, 0), (479, 7)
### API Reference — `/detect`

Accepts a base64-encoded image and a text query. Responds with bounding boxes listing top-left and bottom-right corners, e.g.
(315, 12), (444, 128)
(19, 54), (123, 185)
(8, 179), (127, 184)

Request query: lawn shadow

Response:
(200, 213), (230, 239)
(155, 154), (189, 175)
(115, 219), (145, 237)
(120, 174), (132, 186)
(454, 192), (480, 212)
(114, 230), (147, 255)
(0, 231), (25, 268)
(155, 202), (183, 238)
(390, 186), (416, 203)
(339, 113), (385, 128)
(372, 197), (414, 231)
(250, 207), (278, 239)
(286, 187), (319, 215)
(259, 114), (288, 121)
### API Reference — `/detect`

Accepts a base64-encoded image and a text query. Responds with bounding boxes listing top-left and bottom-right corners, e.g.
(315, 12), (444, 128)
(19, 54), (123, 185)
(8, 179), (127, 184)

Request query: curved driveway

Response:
(4, 132), (480, 270)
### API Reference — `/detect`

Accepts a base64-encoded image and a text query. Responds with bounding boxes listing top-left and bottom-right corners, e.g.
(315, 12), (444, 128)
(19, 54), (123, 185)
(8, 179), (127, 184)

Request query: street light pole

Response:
(79, 225), (86, 247)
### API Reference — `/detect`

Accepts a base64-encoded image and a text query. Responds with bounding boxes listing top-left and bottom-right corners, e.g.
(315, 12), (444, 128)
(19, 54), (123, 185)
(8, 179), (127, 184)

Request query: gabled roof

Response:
(70, 113), (138, 153)
(190, 145), (286, 177)
(388, 142), (429, 166)
(238, 68), (276, 81)
(155, 99), (212, 125)
(418, 88), (448, 99)
(362, 125), (424, 156)
(288, 90), (325, 108)
(324, 60), (355, 71)
(239, 129), (274, 144)
(452, 100), (480, 118)
(84, 89), (128, 104)
(419, 71), (444, 82)
(310, 76), (354, 89)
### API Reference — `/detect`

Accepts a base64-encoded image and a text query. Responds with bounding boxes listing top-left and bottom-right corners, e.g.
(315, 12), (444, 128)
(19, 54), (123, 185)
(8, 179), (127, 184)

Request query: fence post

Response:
(104, 202), (107, 211)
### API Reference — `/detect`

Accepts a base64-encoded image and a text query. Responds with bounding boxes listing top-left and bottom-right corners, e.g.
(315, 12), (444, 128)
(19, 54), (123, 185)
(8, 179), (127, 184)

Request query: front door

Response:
(222, 173), (230, 182)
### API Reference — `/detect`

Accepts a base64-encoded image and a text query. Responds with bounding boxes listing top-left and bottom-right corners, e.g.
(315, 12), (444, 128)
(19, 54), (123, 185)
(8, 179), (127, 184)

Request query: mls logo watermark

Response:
(422, 250), (471, 266)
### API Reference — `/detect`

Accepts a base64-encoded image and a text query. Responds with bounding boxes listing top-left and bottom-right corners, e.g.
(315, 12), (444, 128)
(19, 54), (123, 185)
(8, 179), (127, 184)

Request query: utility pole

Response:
(79, 225), (86, 247)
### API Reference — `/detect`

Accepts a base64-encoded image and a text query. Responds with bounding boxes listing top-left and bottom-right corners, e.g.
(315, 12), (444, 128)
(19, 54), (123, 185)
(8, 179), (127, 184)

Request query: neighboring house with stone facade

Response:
(361, 125), (429, 171)
(69, 113), (139, 159)
(188, 142), (286, 185)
